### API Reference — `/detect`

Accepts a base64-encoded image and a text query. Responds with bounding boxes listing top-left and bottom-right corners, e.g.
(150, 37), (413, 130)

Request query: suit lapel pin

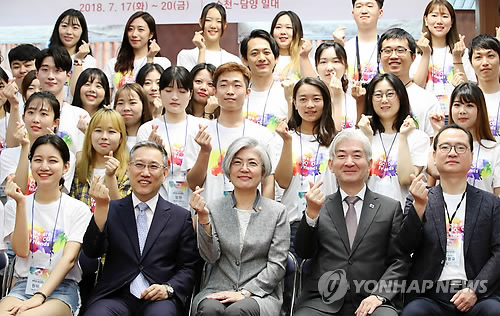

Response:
(369, 204), (374, 209)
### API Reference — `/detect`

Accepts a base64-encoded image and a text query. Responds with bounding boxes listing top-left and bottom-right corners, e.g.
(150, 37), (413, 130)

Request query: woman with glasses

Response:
(359, 73), (430, 206)
(428, 83), (500, 194)
(190, 137), (289, 316)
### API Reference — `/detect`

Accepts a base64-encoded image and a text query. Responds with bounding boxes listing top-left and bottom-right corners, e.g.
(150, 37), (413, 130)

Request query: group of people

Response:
(0, 0), (499, 315)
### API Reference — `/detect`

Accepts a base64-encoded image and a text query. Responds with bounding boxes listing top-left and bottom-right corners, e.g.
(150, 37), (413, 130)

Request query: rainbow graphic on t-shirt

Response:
(370, 154), (397, 178)
(292, 152), (328, 177)
(243, 112), (280, 131)
(56, 131), (73, 148)
(488, 115), (500, 137)
(340, 116), (355, 130)
(348, 63), (379, 83)
(446, 217), (465, 242)
(113, 71), (135, 90)
(208, 149), (226, 176)
(468, 159), (493, 180)
(167, 143), (185, 167)
(28, 224), (67, 255)
(428, 64), (455, 85)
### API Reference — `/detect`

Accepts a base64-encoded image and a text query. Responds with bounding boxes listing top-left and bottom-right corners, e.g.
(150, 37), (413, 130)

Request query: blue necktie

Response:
(130, 202), (150, 298)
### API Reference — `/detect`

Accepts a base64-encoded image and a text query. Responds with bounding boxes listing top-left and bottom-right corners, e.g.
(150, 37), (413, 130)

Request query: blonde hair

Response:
(76, 109), (129, 182)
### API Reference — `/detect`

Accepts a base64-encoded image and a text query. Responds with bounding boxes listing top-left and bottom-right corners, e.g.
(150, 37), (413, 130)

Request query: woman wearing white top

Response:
(429, 83), (500, 195)
(103, 11), (171, 98)
(359, 73), (429, 206)
(0, 134), (91, 316)
(177, 3), (241, 71)
(411, 0), (475, 114)
(48, 9), (97, 103)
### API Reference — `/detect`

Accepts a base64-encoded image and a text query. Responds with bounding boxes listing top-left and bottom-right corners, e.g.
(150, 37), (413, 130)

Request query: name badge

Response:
(168, 180), (189, 208)
(223, 181), (234, 197)
(26, 266), (50, 295)
(445, 236), (461, 267)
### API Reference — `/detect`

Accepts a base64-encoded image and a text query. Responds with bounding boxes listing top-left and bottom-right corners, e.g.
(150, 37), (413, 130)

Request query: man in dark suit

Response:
(400, 124), (500, 315)
(83, 141), (199, 316)
(294, 129), (409, 316)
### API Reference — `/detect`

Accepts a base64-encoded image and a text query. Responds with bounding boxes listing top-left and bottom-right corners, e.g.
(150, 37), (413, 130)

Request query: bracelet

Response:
(199, 219), (211, 226)
(73, 59), (83, 67)
(34, 291), (47, 302)
(453, 62), (463, 64)
(204, 112), (214, 120)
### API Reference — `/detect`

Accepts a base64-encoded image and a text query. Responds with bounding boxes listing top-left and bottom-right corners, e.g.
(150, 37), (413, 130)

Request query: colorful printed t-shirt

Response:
(467, 139), (500, 194)
(367, 130), (429, 206)
(243, 84), (288, 132)
(60, 102), (89, 154)
(337, 93), (358, 131)
(273, 56), (301, 82)
(4, 193), (91, 282)
(345, 38), (380, 84)
(184, 118), (279, 204)
(280, 132), (329, 223)
(410, 47), (476, 113)
(137, 115), (206, 206)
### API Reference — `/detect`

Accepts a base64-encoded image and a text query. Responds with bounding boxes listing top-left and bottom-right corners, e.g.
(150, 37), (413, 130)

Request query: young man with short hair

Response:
(240, 29), (289, 130)
(8, 44), (40, 110)
(185, 62), (278, 203)
(469, 34), (500, 137)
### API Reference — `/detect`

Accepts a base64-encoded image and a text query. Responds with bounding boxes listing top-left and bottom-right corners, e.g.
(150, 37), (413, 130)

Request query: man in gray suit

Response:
(294, 129), (409, 316)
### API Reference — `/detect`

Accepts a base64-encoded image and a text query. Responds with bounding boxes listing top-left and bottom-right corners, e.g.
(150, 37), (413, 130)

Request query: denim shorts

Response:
(6, 278), (80, 315)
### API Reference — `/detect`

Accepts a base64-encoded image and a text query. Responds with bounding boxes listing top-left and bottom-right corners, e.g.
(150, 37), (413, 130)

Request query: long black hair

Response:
(73, 68), (110, 111)
(49, 9), (92, 56)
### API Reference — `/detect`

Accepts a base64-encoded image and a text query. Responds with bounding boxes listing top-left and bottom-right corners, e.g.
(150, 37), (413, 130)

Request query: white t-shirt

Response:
(4, 193), (91, 282)
(176, 47), (241, 71)
(103, 56), (171, 97)
(467, 139), (500, 193)
(410, 47), (476, 113)
(127, 136), (137, 153)
(367, 130), (429, 206)
(0, 146), (76, 194)
(63, 54), (98, 104)
(438, 192), (467, 281)
(137, 115), (206, 204)
(243, 83), (288, 132)
(59, 102), (89, 154)
(338, 93), (358, 130)
(484, 90), (500, 137)
(406, 83), (440, 137)
(0, 113), (9, 152)
(184, 119), (279, 204)
(345, 38), (380, 84)
(273, 56), (300, 82)
(280, 132), (329, 223)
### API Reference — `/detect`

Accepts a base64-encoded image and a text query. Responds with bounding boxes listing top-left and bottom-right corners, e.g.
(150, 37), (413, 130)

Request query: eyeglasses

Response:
(130, 161), (166, 171)
(372, 90), (397, 101)
(437, 143), (469, 154)
(380, 47), (410, 57)
(231, 160), (260, 169)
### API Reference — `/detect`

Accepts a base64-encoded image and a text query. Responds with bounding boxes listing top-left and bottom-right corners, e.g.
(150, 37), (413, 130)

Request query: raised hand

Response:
(305, 181), (325, 219)
(14, 122), (29, 147)
(329, 71), (343, 99)
(3, 79), (19, 106)
(299, 38), (313, 58)
(400, 115), (417, 136)
(104, 151), (119, 176)
(190, 186), (209, 223)
(281, 79), (296, 104)
(151, 96), (163, 118)
(416, 32), (431, 56)
(205, 95), (219, 115)
(147, 39), (161, 61)
(332, 26), (347, 46)
(429, 112), (446, 135)
(451, 71), (466, 87)
(77, 114), (90, 133)
(89, 175), (110, 206)
(357, 114), (373, 139)
(75, 40), (91, 61)
(452, 34), (466, 59)
(409, 173), (428, 220)
(275, 118), (291, 141)
(195, 124), (212, 153)
(148, 124), (164, 146)
(192, 31), (206, 50)
(351, 81), (366, 102)
(4, 175), (25, 203)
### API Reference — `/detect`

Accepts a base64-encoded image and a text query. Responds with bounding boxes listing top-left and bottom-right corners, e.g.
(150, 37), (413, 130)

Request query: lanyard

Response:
(216, 119), (245, 186)
(471, 143), (481, 187)
(431, 50), (447, 90)
(444, 191), (466, 232)
(245, 82), (274, 126)
(299, 130), (322, 186)
(495, 101), (500, 137)
(343, 93), (348, 129)
(31, 192), (63, 268)
(163, 114), (189, 178)
(355, 35), (380, 81)
(379, 132), (398, 176)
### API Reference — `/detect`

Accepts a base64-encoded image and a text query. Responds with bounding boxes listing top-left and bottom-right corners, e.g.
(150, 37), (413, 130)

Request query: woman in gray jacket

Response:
(190, 137), (290, 316)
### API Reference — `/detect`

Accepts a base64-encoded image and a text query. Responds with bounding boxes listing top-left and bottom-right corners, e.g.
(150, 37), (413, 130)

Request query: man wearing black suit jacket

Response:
(401, 124), (500, 315)
(83, 141), (199, 316)
(294, 129), (409, 316)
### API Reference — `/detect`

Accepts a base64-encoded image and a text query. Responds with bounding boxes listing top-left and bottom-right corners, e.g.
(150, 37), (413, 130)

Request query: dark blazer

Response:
(400, 184), (500, 301)
(83, 194), (200, 309)
(294, 188), (409, 314)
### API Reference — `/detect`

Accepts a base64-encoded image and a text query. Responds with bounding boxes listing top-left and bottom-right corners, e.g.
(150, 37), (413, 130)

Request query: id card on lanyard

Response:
(164, 115), (189, 207)
(26, 193), (63, 295)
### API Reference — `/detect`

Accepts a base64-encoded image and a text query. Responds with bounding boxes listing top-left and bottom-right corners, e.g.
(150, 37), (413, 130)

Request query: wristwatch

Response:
(240, 289), (251, 298)
(375, 295), (387, 304)
(164, 284), (175, 298)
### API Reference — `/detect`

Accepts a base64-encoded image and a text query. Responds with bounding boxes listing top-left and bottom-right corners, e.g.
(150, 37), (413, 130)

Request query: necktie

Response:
(130, 202), (150, 298)
(345, 196), (360, 248)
